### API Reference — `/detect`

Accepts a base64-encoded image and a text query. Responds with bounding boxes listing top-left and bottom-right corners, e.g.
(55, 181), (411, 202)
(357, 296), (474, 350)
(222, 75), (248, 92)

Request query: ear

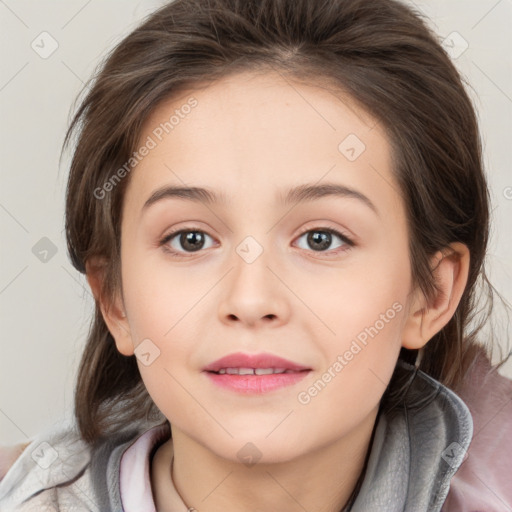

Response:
(85, 257), (135, 356)
(401, 242), (470, 350)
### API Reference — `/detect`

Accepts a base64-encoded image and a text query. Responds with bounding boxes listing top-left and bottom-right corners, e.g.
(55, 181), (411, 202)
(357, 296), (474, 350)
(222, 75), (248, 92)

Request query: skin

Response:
(87, 70), (470, 512)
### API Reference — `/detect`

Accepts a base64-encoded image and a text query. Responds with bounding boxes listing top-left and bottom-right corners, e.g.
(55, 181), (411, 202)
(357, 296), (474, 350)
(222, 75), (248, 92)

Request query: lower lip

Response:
(204, 370), (311, 394)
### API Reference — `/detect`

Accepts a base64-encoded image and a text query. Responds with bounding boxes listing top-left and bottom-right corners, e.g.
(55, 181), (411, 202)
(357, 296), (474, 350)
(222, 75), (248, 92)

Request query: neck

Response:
(152, 407), (378, 512)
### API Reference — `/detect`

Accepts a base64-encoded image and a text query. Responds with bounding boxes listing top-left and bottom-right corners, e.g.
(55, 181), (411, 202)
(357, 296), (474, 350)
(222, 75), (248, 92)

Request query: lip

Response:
(202, 352), (312, 394)
(202, 352), (311, 373)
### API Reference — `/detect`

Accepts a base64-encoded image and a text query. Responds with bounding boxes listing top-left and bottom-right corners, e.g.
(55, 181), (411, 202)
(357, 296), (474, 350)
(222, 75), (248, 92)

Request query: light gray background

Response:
(1, 0), (511, 446)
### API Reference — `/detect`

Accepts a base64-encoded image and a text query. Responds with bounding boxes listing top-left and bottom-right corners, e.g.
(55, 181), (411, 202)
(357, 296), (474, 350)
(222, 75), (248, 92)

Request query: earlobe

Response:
(401, 243), (470, 350)
(85, 258), (135, 357)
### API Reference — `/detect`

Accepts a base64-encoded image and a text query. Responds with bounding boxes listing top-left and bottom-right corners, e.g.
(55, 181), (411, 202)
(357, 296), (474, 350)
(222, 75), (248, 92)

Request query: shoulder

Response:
(0, 443), (31, 481)
(0, 422), (143, 511)
(352, 361), (473, 512)
(0, 423), (93, 511)
(443, 351), (512, 511)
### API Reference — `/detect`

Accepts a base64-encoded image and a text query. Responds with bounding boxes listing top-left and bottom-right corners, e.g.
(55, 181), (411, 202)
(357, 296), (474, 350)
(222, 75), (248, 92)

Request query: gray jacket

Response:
(0, 361), (472, 511)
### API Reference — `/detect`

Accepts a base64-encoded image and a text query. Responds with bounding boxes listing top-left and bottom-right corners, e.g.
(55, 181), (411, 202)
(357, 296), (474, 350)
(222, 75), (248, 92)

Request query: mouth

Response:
(202, 352), (312, 394)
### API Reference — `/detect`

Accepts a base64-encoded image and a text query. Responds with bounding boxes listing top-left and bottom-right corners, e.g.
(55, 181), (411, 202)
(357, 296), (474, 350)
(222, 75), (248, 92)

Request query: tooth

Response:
(238, 368), (255, 375)
(255, 368), (274, 375)
(217, 367), (296, 376)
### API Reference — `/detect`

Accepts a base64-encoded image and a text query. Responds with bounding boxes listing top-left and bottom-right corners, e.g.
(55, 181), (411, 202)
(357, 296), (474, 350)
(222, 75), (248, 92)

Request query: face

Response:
(114, 70), (414, 463)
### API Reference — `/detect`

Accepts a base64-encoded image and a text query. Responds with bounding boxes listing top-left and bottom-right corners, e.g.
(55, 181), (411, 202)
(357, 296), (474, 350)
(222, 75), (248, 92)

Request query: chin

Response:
(206, 433), (309, 467)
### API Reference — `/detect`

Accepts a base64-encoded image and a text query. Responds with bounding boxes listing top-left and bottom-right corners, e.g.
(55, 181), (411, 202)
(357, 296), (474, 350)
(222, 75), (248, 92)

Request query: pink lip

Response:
(204, 371), (310, 394)
(202, 352), (311, 394)
(202, 352), (311, 372)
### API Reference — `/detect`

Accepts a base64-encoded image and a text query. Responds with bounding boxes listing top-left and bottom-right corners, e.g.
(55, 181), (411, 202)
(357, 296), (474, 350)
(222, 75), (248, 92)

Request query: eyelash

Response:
(158, 225), (355, 258)
(158, 226), (355, 258)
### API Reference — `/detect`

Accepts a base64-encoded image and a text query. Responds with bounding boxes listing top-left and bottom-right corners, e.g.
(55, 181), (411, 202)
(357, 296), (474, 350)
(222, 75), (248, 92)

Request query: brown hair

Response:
(62, 0), (504, 445)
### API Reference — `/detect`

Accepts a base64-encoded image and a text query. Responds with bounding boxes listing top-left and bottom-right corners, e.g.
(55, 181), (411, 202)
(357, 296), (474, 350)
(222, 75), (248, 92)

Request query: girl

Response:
(1, 0), (511, 510)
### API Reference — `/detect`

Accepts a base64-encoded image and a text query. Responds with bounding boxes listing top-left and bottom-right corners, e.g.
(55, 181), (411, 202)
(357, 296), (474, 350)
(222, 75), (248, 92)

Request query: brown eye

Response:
(177, 231), (206, 252)
(295, 228), (354, 253)
(160, 229), (215, 254)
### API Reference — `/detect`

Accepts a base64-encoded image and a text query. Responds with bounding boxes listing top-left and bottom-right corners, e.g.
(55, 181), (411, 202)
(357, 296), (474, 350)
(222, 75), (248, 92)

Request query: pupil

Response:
(308, 231), (331, 251)
(182, 231), (204, 252)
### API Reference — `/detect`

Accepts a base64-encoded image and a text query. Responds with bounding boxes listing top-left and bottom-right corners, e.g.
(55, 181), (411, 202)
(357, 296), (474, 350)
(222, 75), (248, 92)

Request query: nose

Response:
(217, 245), (290, 329)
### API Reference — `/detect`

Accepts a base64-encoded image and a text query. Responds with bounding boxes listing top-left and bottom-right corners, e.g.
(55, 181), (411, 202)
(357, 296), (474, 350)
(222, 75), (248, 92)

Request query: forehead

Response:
(123, 70), (401, 219)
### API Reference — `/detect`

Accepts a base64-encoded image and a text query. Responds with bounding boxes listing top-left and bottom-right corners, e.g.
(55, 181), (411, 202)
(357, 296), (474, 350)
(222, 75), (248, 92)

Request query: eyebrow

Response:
(142, 182), (378, 216)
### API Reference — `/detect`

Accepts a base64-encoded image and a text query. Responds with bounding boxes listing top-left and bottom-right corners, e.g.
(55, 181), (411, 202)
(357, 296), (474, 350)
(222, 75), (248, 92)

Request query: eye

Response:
(158, 225), (354, 258)
(294, 227), (354, 254)
(159, 228), (216, 255)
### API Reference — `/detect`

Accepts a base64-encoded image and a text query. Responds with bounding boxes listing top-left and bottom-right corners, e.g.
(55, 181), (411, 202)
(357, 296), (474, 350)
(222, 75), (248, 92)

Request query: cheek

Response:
(120, 251), (208, 411)
(292, 247), (409, 409)
(297, 250), (410, 349)
(293, 304), (406, 448)
(121, 249), (208, 342)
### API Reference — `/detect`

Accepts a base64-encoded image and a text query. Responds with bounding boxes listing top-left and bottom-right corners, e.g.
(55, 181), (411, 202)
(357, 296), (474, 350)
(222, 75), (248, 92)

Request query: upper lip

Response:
(203, 352), (311, 372)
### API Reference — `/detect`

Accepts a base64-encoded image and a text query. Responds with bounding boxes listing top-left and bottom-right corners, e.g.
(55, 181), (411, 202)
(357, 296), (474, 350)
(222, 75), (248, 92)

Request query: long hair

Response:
(62, 0), (505, 445)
